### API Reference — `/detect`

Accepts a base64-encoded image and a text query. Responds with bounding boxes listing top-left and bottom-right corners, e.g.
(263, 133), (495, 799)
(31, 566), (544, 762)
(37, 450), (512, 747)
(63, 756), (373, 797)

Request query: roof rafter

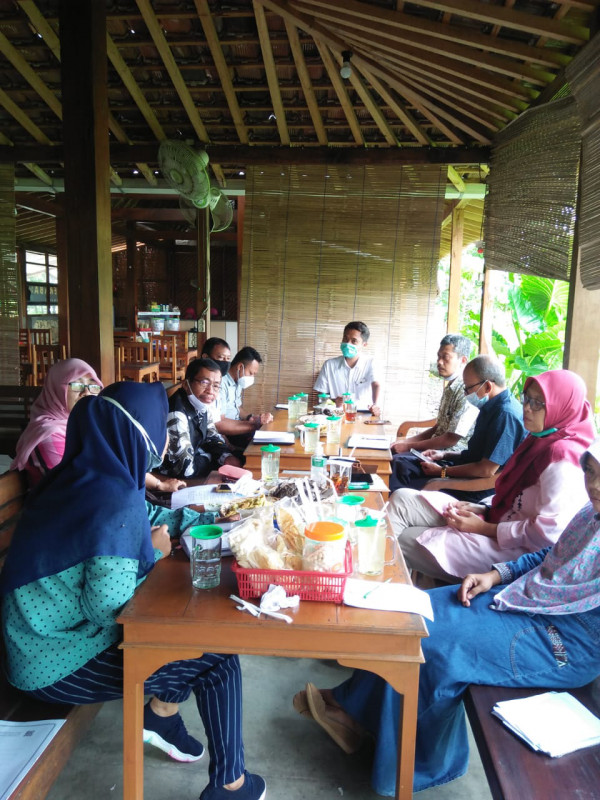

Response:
(313, 40), (364, 144)
(357, 66), (431, 145)
(254, 0), (290, 144)
(285, 20), (327, 144)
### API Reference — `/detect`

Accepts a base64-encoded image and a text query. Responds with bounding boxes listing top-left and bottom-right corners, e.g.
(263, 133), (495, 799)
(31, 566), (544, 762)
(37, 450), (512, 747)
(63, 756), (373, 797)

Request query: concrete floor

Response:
(46, 655), (492, 800)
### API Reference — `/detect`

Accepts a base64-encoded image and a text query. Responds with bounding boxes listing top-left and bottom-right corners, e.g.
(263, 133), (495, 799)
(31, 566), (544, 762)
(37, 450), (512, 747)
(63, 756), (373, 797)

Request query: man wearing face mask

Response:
(313, 321), (380, 412)
(390, 334), (479, 492)
(389, 355), (525, 516)
(160, 358), (242, 479)
(217, 347), (273, 448)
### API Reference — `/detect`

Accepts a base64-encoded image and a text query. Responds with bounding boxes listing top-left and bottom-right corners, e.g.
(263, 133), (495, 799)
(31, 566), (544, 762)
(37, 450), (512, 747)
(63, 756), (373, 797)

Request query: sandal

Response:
(305, 682), (364, 754)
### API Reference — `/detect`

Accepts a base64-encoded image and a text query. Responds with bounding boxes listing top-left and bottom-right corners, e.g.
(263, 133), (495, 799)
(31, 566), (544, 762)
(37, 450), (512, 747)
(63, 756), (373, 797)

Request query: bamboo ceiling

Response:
(0, 0), (597, 249)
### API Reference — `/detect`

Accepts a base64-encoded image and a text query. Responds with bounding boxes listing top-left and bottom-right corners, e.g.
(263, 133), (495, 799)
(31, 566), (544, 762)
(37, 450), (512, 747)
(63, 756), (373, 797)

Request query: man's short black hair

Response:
(185, 357), (221, 382)
(344, 321), (370, 342)
(202, 337), (229, 357)
(231, 346), (263, 368)
(439, 334), (472, 360)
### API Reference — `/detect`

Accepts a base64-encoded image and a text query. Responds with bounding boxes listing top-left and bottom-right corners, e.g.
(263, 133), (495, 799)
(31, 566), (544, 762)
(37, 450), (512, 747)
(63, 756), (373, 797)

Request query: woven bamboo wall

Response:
(240, 164), (446, 423)
(0, 164), (18, 384)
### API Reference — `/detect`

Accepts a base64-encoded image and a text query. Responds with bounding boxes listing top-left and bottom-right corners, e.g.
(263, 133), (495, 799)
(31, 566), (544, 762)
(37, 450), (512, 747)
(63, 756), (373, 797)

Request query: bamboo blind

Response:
(0, 164), (19, 384)
(566, 34), (600, 290)
(484, 96), (581, 280)
(240, 164), (446, 423)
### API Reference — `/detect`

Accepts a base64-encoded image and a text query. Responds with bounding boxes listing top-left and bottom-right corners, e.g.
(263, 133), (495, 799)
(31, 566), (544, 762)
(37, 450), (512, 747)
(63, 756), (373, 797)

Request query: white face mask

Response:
(238, 375), (254, 390)
(186, 381), (212, 415)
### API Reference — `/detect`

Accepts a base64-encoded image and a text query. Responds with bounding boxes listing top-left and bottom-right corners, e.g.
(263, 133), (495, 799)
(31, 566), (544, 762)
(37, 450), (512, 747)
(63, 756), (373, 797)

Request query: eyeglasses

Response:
(68, 382), (101, 395)
(521, 393), (546, 412)
(192, 378), (221, 391)
(463, 380), (484, 395)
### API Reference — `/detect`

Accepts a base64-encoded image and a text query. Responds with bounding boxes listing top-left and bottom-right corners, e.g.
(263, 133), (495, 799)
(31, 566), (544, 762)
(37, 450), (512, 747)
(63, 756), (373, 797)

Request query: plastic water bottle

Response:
(311, 442), (327, 486)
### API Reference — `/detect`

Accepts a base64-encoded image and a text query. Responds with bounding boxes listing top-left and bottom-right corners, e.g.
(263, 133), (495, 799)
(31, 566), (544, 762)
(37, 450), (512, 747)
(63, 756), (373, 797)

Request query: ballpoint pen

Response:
(363, 577), (392, 599)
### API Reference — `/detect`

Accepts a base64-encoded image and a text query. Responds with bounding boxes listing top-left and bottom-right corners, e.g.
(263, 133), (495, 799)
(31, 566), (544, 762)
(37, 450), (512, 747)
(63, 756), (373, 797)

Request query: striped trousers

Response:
(26, 643), (244, 786)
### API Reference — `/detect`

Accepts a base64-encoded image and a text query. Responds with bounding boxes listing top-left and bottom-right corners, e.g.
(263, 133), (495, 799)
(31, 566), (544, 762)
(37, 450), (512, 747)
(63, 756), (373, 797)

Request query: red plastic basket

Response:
(231, 541), (353, 603)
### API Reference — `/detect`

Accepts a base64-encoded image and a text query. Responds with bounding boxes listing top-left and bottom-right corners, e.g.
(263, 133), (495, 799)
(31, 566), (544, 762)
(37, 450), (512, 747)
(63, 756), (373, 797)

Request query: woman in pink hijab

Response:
(12, 358), (102, 485)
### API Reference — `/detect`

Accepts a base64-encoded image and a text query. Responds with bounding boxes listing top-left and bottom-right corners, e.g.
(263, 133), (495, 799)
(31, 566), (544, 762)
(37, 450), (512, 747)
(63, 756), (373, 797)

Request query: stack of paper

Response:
(491, 691), (600, 757)
(343, 578), (434, 620)
(252, 430), (295, 445)
(346, 434), (392, 450)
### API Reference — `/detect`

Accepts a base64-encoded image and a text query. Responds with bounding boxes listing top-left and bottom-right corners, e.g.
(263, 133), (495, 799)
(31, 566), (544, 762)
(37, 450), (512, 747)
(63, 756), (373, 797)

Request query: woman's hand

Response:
(151, 524), (171, 558)
(458, 570), (502, 607)
(443, 506), (497, 538)
(158, 477), (186, 493)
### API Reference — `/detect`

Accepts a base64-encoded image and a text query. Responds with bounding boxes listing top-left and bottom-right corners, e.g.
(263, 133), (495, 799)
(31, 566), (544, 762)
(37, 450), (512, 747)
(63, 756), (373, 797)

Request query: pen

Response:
(363, 577), (392, 599)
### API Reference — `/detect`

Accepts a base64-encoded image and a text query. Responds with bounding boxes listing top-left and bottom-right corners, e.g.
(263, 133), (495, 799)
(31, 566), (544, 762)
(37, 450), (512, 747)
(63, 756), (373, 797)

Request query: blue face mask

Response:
(466, 390), (488, 409)
(340, 342), (359, 359)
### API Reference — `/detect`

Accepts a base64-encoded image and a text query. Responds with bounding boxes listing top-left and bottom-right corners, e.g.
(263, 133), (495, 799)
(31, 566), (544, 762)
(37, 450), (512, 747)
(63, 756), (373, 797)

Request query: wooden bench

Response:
(465, 680), (600, 800)
(0, 470), (101, 800)
(0, 386), (42, 457)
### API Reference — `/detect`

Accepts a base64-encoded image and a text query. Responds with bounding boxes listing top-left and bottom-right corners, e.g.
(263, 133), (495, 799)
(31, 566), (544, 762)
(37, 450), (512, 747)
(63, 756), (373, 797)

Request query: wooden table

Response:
(118, 494), (428, 800)
(243, 409), (393, 485)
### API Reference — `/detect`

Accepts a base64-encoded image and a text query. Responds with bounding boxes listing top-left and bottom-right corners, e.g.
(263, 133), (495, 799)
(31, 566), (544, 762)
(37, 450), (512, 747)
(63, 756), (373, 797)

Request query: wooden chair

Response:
(397, 418), (438, 437)
(31, 344), (66, 386)
(117, 341), (159, 383)
(113, 330), (138, 343)
(151, 336), (185, 384)
(31, 328), (52, 347)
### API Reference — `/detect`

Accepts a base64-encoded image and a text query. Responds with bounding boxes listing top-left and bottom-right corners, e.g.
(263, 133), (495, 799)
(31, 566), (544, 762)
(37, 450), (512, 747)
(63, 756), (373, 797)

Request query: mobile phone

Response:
(215, 483), (232, 493)
(351, 472), (373, 484)
(410, 448), (432, 462)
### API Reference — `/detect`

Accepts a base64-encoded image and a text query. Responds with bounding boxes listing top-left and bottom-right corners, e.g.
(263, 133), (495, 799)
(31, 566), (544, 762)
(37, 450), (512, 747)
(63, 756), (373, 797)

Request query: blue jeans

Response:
(332, 585), (600, 796)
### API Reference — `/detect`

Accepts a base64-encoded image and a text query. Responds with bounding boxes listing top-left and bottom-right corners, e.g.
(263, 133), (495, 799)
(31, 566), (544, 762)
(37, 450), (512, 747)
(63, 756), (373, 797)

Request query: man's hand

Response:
(368, 404), (381, 418)
(255, 412), (273, 426)
(420, 461), (443, 476)
(151, 524), (171, 558)
(158, 477), (186, 493)
(391, 439), (411, 454)
(458, 570), (501, 607)
(422, 449), (445, 461)
(223, 454), (242, 468)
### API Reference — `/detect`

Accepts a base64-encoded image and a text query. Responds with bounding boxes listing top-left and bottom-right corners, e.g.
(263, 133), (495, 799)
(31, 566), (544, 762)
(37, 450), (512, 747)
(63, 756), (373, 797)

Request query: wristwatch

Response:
(440, 467), (447, 479)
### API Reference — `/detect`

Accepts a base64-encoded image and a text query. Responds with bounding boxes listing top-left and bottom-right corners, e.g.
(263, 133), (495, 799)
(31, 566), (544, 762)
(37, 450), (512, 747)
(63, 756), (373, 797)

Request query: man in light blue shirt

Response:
(218, 346), (273, 450)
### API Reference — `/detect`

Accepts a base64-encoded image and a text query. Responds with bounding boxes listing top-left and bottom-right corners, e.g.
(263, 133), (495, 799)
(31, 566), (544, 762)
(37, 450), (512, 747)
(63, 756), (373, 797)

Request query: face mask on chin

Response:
(340, 342), (359, 359)
(466, 390), (488, 409)
(186, 382), (212, 415)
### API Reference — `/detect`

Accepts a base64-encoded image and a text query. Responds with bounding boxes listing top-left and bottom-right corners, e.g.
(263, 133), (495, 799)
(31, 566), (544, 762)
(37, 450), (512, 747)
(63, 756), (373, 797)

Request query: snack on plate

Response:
(268, 478), (335, 503)
(220, 493), (266, 518)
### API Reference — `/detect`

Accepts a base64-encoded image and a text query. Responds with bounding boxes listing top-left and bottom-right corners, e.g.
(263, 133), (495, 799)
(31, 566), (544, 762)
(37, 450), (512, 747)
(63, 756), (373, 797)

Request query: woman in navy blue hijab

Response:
(2, 381), (266, 800)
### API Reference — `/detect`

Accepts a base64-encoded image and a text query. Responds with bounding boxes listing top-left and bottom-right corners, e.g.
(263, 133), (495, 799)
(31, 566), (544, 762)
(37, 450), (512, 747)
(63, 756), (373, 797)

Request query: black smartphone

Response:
(351, 472), (373, 484)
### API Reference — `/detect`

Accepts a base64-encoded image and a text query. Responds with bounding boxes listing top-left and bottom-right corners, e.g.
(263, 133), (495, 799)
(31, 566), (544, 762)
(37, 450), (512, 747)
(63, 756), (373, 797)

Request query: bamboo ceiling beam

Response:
(337, 19), (555, 89)
(285, 20), (327, 145)
(263, 0), (466, 142)
(253, 0), (290, 145)
(342, 57), (399, 146)
(408, 0), (588, 44)
(0, 29), (62, 119)
(291, 0), (572, 66)
(195, 0), (249, 146)
(314, 41), (363, 144)
(18, 0), (154, 185)
(447, 165), (465, 193)
(357, 65), (430, 146)
(0, 88), (53, 144)
(0, 130), (51, 184)
(3, 143), (491, 165)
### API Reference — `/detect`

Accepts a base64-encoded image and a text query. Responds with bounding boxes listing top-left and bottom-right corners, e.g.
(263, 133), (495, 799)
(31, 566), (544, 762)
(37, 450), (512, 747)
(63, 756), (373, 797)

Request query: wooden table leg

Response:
(339, 659), (421, 800)
(122, 651), (146, 800)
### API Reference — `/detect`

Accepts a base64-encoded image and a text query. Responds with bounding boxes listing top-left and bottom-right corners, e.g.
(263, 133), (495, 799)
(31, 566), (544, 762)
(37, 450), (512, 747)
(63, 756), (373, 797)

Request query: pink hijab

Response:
(488, 369), (595, 523)
(12, 358), (103, 471)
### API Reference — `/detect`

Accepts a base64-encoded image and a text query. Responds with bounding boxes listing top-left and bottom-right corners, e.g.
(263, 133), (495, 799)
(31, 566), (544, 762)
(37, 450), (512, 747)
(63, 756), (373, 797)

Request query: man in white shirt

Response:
(313, 321), (380, 412)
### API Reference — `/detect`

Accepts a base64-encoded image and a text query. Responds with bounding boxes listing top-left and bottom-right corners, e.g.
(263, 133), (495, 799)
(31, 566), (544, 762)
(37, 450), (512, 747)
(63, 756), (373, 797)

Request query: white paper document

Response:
(252, 430), (295, 445)
(170, 484), (244, 511)
(0, 719), (65, 800)
(343, 578), (434, 620)
(346, 434), (392, 451)
(275, 403), (289, 410)
(491, 691), (600, 757)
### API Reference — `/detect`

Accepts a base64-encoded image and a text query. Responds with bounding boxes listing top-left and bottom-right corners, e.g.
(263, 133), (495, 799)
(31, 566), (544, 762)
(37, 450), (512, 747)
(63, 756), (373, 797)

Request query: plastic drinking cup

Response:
(355, 516), (396, 575)
(335, 494), (365, 544)
(190, 525), (223, 589)
(300, 422), (320, 453)
(261, 444), (280, 484)
(329, 459), (352, 495)
(326, 415), (343, 445)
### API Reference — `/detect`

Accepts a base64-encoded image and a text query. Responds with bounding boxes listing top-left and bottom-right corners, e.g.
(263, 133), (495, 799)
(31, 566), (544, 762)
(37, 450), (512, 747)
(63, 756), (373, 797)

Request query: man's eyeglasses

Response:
(521, 393), (546, 412)
(463, 380), (484, 395)
(193, 378), (221, 391)
(68, 382), (101, 395)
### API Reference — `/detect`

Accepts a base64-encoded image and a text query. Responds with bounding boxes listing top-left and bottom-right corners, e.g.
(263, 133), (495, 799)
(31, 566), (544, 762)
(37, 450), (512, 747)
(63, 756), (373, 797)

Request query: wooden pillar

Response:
(59, 0), (114, 382)
(478, 266), (495, 355)
(197, 207), (210, 349)
(125, 221), (138, 330)
(447, 207), (464, 333)
(564, 255), (600, 405)
(55, 207), (70, 353)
